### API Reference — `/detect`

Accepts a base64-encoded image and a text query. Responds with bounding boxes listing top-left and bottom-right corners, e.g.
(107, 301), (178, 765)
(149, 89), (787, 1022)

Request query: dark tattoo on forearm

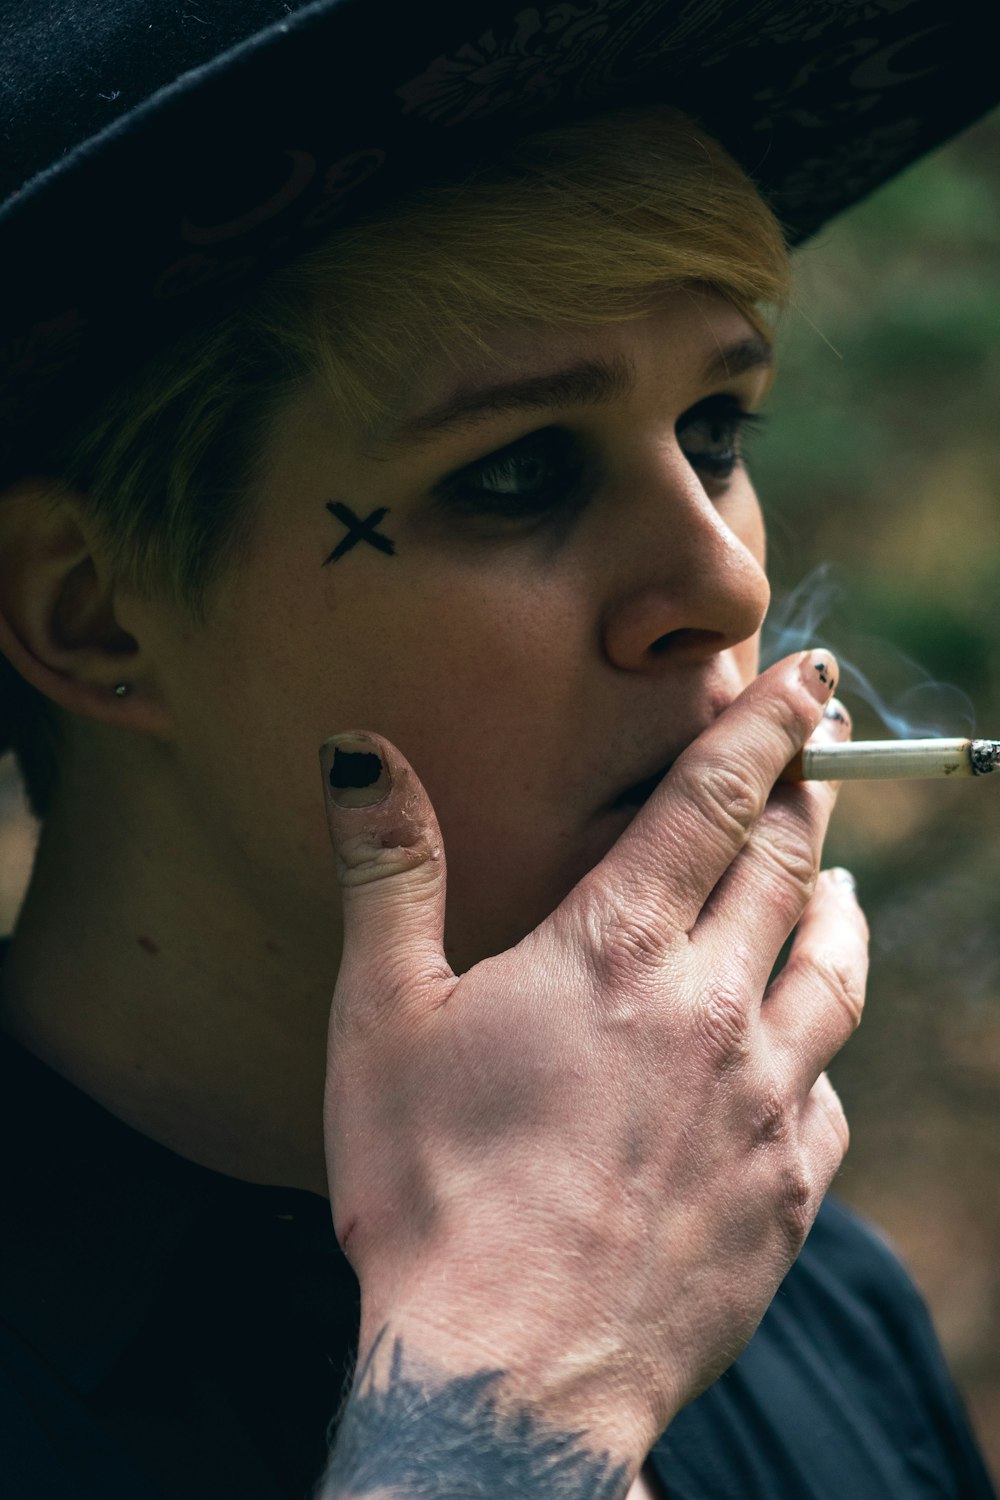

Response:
(317, 1327), (630, 1499)
(323, 502), (396, 564)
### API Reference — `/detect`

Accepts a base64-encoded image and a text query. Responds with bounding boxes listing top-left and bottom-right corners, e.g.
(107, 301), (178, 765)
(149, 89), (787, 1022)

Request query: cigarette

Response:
(782, 738), (1000, 782)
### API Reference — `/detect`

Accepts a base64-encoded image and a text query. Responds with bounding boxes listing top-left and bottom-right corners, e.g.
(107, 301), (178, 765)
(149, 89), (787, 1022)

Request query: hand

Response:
(318, 651), (867, 1467)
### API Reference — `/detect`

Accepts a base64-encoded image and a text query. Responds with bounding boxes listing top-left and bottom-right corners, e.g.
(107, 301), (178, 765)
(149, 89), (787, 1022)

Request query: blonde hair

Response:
(1, 104), (790, 816)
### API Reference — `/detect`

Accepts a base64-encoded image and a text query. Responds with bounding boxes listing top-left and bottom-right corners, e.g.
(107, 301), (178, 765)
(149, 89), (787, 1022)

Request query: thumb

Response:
(319, 732), (453, 1010)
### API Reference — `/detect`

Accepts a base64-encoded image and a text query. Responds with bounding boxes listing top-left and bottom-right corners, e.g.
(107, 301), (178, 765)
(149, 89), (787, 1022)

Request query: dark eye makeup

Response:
(677, 394), (764, 479)
(433, 426), (588, 521)
(431, 393), (764, 522)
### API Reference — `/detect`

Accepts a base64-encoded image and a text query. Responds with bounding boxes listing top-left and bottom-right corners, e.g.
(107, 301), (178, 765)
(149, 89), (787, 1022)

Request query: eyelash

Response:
(433, 395), (764, 521)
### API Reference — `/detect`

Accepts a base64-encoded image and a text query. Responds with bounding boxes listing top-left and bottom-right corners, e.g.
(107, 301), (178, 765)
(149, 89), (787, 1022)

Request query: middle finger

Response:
(692, 702), (851, 984)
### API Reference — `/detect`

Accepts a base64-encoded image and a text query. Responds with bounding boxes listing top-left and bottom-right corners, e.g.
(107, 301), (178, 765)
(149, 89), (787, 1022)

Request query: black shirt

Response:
(0, 1008), (995, 1499)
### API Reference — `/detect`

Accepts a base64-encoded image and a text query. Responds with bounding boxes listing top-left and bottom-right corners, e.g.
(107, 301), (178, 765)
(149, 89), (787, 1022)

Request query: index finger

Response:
(587, 649), (839, 936)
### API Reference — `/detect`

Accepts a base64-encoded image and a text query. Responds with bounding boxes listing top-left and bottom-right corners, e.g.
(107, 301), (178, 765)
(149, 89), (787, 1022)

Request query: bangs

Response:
(262, 106), (790, 434)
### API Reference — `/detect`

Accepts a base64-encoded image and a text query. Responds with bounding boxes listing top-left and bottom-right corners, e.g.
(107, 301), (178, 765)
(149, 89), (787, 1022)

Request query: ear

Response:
(0, 478), (171, 738)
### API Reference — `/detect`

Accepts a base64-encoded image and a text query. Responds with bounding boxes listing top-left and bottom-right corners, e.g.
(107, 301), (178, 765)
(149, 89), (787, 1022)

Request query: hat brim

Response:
(2, 0), (998, 472)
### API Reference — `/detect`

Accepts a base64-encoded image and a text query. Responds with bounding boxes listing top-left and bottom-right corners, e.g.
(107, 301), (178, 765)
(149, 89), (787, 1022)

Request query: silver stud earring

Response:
(114, 683), (130, 698)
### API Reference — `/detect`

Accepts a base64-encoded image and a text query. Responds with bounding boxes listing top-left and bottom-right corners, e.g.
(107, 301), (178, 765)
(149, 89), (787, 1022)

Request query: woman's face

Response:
(139, 287), (772, 976)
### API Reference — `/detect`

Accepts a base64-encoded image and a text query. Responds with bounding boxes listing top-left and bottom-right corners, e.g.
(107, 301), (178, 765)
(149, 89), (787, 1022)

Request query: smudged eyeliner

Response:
(431, 395), (765, 522)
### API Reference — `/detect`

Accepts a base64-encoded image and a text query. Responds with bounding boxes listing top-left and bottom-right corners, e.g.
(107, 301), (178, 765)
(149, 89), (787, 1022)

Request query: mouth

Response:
(606, 690), (736, 813)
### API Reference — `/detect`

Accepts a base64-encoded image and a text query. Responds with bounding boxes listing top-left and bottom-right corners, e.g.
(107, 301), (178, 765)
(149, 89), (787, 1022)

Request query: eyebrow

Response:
(703, 334), (774, 384)
(373, 335), (773, 451)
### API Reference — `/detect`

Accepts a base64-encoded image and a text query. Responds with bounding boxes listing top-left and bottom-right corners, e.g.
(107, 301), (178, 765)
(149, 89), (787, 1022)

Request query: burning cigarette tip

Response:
(969, 739), (1000, 776)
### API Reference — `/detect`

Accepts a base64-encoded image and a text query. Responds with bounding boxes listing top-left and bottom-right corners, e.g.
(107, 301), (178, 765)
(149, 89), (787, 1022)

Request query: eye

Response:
(677, 394), (764, 480)
(433, 427), (588, 519)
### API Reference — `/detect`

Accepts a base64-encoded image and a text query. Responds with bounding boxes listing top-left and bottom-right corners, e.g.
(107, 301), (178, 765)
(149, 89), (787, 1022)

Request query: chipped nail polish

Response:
(801, 649), (838, 703)
(321, 735), (391, 808)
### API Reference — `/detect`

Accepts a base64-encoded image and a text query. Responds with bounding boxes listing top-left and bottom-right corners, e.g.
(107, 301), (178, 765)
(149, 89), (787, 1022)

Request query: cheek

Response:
(316, 568), (589, 963)
(358, 569), (577, 781)
(221, 551), (573, 849)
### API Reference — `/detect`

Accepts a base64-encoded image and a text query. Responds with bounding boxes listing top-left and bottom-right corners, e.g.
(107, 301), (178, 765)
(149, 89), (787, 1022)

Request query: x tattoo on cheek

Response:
(322, 501), (396, 565)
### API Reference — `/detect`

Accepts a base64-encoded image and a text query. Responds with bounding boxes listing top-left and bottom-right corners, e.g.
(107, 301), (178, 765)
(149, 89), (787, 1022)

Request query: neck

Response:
(0, 754), (334, 1198)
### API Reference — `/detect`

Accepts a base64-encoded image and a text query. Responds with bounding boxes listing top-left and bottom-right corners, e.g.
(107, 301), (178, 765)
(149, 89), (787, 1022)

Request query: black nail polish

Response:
(322, 736), (391, 808)
(329, 747), (382, 790)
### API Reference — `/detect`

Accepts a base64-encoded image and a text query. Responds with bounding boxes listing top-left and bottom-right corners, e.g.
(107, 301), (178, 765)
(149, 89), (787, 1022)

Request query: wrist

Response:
(353, 1262), (677, 1468)
(328, 1314), (645, 1500)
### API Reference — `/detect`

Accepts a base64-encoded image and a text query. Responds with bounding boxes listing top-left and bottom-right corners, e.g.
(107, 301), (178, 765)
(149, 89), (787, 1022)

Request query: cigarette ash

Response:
(969, 740), (1000, 776)
(762, 564), (976, 740)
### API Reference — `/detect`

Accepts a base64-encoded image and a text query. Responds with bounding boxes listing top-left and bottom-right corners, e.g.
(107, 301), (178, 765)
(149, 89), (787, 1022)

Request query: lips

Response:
(607, 687), (737, 811)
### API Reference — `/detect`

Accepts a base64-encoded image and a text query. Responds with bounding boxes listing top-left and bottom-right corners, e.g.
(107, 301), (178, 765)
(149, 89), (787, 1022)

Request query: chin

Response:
(441, 823), (631, 974)
(443, 896), (549, 975)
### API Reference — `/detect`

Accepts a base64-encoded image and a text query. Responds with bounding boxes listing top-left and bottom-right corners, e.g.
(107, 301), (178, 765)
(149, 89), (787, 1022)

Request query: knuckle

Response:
(751, 1085), (791, 1147)
(569, 888), (671, 1032)
(337, 829), (442, 887)
(814, 951), (866, 1033)
(698, 980), (752, 1068)
(591, 898), (669, 978)
(776, 1160), (814, 1253)
(754, 830), (819, 908)
(689, 761), (761, 846)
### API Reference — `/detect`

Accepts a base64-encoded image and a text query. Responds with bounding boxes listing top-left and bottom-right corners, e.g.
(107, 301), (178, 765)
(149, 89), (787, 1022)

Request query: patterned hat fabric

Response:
(2, 0), (998, 475)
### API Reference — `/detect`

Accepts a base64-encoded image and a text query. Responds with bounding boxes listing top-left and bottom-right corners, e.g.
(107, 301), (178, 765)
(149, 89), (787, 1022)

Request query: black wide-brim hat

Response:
(2, 0), (998, 478)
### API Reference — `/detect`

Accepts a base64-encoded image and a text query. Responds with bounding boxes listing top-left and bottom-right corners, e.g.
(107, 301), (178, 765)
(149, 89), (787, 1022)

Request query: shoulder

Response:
(0, 1027), (217, 1499)
(776, 1193), (947, 1382)
(793, 1193), (946, 1361)
(779, 1196), (996, 1491)
(652, 1196), (998, 1499)
(0, 1332), (162, 1500)
(802, 1193), (926, 1311)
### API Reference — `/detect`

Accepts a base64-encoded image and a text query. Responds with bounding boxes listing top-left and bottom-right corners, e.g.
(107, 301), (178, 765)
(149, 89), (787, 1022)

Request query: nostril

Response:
(649, 627), (727, 657)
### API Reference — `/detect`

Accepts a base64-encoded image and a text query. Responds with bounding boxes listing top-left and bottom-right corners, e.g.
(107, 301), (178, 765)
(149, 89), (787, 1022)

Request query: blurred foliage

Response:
(752, 107), (1000, 1474)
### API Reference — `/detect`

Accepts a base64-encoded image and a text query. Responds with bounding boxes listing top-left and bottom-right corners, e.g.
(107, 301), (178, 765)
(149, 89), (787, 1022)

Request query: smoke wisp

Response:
(761, 564), (976, 739)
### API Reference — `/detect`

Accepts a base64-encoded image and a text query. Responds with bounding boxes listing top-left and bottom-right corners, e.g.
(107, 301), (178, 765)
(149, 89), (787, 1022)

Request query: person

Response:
(0, 3), (996, 1497)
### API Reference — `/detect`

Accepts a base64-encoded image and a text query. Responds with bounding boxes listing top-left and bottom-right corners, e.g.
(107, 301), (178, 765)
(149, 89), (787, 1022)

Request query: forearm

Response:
(317, 1325), (633, 1500)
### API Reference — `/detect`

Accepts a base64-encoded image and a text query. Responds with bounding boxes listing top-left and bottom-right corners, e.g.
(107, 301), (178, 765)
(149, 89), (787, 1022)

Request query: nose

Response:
(600, 450), (770, 671)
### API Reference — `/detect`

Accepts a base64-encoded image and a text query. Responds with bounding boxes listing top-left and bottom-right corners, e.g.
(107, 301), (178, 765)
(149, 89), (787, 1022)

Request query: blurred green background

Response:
(751, 106), (1000, 1478)
(1, 103), (999, 1480)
